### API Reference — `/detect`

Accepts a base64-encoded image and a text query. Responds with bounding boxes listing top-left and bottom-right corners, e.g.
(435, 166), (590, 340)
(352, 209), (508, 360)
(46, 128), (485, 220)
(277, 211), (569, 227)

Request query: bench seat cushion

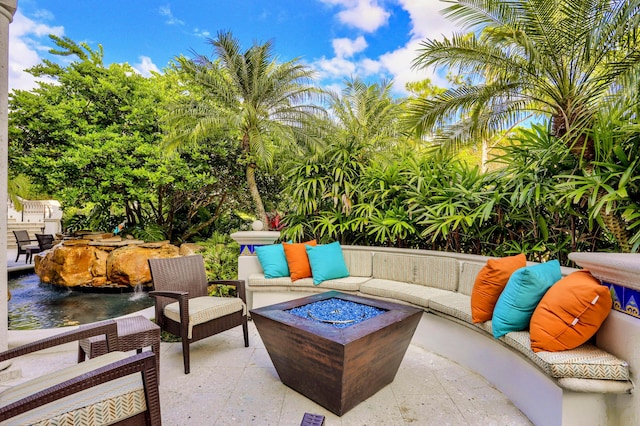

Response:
(503, 331), (630, 381)
(428, 293), (494, 334)
(429, 294), (631, 383)
(0, 351), (146, 425)
(247, 273), (367, 292)
(428, 293), (473, 324)
(360, 279), (451, 309)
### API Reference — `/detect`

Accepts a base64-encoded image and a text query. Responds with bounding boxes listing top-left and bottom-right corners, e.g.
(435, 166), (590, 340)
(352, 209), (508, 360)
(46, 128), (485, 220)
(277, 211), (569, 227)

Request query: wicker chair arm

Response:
(208, 279), (247, 303)
(0, 321), (118, 363)
(148, 290), (188, 300)
(0, 351), (161, 425)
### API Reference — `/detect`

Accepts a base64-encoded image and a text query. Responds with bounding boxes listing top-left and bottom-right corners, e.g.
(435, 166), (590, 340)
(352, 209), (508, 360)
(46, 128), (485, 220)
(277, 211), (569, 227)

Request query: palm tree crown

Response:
(408, 0), (640, 158)
(165, 30), (324, 226)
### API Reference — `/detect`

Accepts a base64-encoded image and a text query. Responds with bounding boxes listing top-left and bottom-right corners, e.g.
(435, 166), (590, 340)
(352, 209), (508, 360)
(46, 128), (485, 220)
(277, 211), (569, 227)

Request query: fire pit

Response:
(250, 291), (422, 416)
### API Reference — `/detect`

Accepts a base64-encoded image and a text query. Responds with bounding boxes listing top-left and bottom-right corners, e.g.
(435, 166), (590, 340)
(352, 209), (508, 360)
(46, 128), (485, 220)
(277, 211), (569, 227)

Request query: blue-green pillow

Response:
(305, 242), (349, 285)
(255, 244), (289, 278)
(492, 260), (562, 339)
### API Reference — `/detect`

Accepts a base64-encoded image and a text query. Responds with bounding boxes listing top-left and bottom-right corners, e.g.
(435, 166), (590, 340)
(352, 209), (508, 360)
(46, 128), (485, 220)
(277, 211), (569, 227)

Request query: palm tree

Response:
(408, 0), (640, 155)
(407, 0), (640, 250)
(164, 31), (324, 226)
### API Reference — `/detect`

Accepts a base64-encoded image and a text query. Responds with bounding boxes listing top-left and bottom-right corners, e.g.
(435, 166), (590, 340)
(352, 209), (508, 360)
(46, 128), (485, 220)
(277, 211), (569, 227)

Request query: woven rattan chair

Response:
(0, 321), (161, 425)
(35, 233), (55, 251)
(148, 255), (249, 374)
(12, 230), (39, 263)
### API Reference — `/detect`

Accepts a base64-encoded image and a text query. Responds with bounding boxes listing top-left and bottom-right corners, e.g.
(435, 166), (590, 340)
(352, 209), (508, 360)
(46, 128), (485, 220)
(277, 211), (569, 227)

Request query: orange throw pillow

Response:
(283, 240), (317, 281)
(471, 253), (526, 323)
(530, 270), (612, 352)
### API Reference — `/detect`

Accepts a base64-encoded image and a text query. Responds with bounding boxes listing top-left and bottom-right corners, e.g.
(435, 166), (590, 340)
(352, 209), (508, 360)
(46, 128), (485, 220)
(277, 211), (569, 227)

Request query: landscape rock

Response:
(34, 238), (184, 289)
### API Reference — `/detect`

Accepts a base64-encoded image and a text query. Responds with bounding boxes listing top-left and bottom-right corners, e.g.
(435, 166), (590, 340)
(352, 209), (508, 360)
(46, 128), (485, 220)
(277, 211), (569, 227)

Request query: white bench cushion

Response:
(429, 293), (472, 323)
(343, 249), (373, 277)
(503, 331), (630, 381)
(247, 273), (367, 292)
(360, 278), (451, 309)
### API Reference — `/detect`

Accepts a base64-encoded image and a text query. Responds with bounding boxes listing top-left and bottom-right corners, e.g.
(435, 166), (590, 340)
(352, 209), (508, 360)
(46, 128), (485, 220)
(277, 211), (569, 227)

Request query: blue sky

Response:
(9, 0), (460, 95)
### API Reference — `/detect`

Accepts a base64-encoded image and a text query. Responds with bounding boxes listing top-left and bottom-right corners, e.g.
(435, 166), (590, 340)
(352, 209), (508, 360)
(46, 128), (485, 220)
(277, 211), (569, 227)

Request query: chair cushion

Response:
(306, 242), (349, 285)
(164, 296), (246, 339)
(0, 352), (147, 426)
(255, 244), (289, 278)
(283, 240), (317, 281)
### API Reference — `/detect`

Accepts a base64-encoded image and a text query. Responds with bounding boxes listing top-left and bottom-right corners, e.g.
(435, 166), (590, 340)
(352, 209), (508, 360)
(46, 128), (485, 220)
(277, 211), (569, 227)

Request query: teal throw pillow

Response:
(306, 241), (349, 285)
(492, 260), (562, 339)
(255, 244), (289, 278)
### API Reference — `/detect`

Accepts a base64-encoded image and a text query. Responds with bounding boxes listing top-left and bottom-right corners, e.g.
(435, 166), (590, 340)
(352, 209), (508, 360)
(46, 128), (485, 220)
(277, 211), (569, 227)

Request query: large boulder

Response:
(34, 238), (182, 289)
(107, 243), (180, 287)
(35, 243), (98, 287)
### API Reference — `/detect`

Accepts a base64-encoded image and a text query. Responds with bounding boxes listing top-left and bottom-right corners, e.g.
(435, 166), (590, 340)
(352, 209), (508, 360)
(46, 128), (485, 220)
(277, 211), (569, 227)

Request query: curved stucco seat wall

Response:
(237, 244), (639, 426)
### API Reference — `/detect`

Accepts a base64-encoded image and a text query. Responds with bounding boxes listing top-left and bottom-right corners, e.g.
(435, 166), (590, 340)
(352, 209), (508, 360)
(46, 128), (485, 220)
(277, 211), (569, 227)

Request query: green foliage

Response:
(9, 36), (248, 242)
(197, 232), (240, 281)
(164, 31), (325, 226)
(282, 121), (625, 261)
(557, 100), (640, 252)
(408, 0), (640, 154)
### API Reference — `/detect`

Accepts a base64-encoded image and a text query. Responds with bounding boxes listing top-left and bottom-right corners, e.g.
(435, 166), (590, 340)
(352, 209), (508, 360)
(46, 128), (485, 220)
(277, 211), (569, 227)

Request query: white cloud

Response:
(193, 28), (211, 38)
(8, 10), (64, 92)
(133, 56), (160, 77)
(398, 0), (458, 40)
(321, 0), (389, 32)
(332, 36), (367, 58)
(159, 5), (184, 26)
(315, 56), (357, 78)
(314, 0), (459, 94)
(378, 0), (459, 92)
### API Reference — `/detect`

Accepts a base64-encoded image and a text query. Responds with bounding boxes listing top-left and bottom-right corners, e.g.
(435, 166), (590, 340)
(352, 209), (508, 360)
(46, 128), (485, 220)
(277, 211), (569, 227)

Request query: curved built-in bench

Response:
(238, 245), (638, 426)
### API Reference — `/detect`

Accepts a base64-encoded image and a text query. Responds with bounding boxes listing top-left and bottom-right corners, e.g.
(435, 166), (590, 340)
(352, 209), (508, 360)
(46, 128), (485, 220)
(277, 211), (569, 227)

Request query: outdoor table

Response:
(78, 315), (161, 381)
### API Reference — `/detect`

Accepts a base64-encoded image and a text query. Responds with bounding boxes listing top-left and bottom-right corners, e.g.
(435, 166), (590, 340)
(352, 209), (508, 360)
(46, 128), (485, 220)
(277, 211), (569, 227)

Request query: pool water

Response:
(8, 274), (155, 330)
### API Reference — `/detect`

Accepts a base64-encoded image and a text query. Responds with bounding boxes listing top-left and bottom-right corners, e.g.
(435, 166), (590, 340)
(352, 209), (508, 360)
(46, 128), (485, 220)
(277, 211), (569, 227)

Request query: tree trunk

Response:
(246, 163), (268, 227)
(480, 140), (489, 173)
(597, 189), (632, 253)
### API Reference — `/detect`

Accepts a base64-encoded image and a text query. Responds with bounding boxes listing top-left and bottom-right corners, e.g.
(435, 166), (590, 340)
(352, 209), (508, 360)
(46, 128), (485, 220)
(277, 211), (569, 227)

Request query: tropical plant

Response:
(9, 36), (247, 242)
(409, 0), (640, 151)
(408, 0), (640, 250)
(557, 101), (640, 252)
(164, 31), (325, 226)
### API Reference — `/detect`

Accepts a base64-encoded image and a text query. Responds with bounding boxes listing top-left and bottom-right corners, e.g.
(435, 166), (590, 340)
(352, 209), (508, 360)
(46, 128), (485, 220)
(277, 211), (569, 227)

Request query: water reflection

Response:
(8, 274), (154, 330)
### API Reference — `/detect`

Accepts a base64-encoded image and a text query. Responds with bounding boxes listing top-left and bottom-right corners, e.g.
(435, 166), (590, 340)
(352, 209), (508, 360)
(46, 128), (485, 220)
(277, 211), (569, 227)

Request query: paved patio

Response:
(4, 249), (532, 425)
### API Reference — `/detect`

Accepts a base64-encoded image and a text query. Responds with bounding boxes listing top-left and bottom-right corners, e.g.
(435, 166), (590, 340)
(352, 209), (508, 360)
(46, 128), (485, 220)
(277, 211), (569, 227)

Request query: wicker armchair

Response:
(148, 255), (249, 374)
(35, 233), (55, 250)
(12, 230), (39, 263)
(0, 321), (161, 425)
